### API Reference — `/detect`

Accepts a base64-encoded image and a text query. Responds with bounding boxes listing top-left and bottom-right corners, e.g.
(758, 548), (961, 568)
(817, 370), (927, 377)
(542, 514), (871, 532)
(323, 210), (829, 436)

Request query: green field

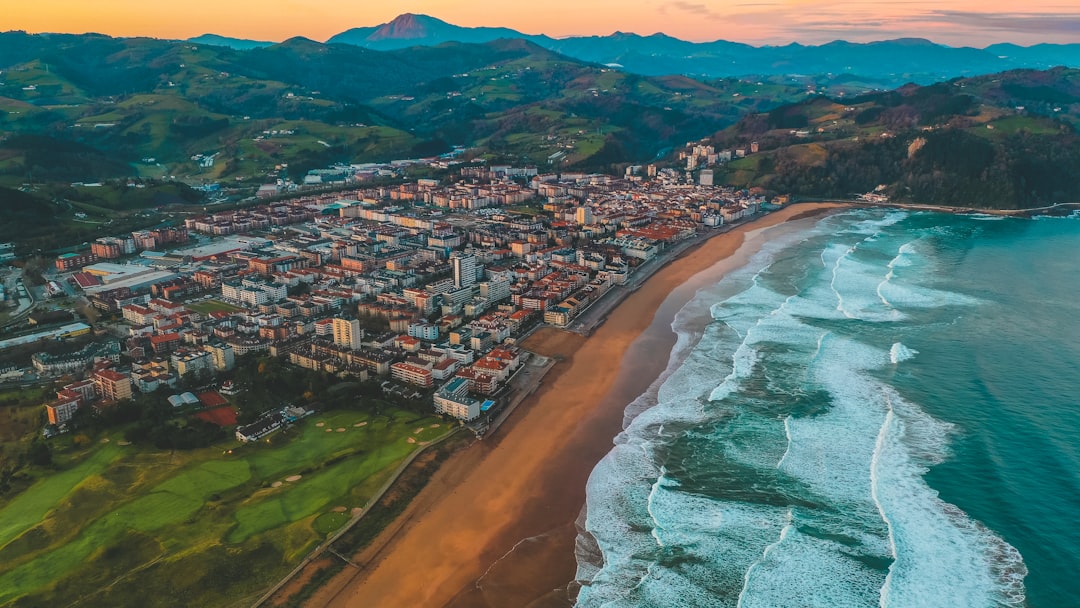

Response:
(0, 408), (452, 607)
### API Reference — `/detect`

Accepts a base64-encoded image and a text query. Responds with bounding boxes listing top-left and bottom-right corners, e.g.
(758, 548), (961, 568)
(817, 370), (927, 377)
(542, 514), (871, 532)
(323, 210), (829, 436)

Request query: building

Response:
(122, 304), (159, 325)
(62, 380), (97, 403)
(55, 251), (98, 271)
(332, 317), (363, 350)
(31, 341), (121, 376)
(479, 277), (511, 303)
(46, 394), (82, 425)
(92, 236), (137, 259)
(576, 206), (594, 225)
(235, 411), (288, 442)
(149, 332), (182, 355)
(204, 343), (236, 371)
(454, 367), (498, 395)
(92, 368), (132, 403)
(351, 349), (394, 376)
(451, 252), (477, 289)
(391, 362), (434, 388)
(221, 277), (287, 307)
(171, 348), (213, 378)
(408, 322), (440, 342)
(433, 377), (481, 421)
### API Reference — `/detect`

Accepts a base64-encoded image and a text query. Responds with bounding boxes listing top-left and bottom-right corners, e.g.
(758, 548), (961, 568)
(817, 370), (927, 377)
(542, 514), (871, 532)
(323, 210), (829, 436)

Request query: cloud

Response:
(664, 1), (722, 19)
(714, 3), (1080, 45)
(925, 10), (1080, 36)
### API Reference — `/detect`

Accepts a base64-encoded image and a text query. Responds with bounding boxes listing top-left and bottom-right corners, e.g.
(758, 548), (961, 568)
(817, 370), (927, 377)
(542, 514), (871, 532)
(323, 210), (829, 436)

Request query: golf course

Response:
(0, 408), (452, 607)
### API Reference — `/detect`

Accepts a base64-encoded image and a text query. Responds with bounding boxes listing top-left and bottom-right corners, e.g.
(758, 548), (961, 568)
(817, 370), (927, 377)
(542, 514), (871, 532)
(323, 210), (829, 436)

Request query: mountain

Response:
(324, 14), (1080, 86)
(710, 68), (1080, 209)
(188, 34), (274, 50)
(328, 13), (544, 50)
(984, 43), (1080, 67)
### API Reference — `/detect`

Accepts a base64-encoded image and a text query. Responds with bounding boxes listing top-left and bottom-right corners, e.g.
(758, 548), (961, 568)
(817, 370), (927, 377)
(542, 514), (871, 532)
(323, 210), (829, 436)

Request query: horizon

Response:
(6, 3), (1080, 47)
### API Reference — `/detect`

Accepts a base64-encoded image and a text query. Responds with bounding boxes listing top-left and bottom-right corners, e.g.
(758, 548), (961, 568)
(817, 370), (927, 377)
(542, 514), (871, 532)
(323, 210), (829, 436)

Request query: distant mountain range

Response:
(189, 13), (1080, 86)
(188, 34), (273, 50)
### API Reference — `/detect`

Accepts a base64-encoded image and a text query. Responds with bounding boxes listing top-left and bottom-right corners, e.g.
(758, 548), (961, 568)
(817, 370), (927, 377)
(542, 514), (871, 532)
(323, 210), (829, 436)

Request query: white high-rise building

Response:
(452, 253), (477, 289)
(332, 317), (363, 350)
(479, 277), (511, 302)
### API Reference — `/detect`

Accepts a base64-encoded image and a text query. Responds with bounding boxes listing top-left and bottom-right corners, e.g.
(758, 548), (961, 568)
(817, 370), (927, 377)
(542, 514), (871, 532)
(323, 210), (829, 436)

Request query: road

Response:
(1, 270), (39, 330)
(567, 222), (737, 336)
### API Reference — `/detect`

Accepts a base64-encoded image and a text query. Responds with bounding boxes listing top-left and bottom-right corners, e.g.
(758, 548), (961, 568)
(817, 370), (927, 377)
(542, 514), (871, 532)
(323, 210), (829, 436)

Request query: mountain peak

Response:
(370, 13), (449, 41)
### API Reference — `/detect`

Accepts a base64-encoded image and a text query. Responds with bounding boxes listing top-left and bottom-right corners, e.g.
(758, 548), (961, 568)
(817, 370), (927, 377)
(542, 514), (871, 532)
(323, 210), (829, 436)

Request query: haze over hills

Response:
(184, 13), (1080, 86)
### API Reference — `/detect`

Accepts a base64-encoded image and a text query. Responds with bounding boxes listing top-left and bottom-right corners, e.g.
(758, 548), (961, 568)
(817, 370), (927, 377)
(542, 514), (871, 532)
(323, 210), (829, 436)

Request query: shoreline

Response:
(304, 202), (847, 608)
(800, 198), (1080, 218)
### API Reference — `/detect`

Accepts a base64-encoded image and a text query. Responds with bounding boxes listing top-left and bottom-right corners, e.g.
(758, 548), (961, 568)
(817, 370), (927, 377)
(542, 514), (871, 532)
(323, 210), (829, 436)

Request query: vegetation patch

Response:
(0, 403), (451, 607)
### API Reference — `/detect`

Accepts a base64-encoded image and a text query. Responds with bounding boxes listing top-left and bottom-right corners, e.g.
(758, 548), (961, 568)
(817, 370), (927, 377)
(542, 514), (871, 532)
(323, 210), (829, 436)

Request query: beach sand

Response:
(309, 203), (845, 608)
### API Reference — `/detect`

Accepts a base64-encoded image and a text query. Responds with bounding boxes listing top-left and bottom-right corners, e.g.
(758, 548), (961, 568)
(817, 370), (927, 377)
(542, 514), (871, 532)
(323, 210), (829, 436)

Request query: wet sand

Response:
(310, 203), (846, 608)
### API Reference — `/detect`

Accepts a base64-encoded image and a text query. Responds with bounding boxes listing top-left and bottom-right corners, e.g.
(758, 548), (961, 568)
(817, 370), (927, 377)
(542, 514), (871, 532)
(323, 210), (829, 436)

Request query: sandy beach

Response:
(308, 202), (846, 608)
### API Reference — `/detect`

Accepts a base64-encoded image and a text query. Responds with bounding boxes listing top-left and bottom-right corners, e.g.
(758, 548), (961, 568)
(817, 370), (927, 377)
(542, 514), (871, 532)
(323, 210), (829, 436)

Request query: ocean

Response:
(574, 208), (1080, 607)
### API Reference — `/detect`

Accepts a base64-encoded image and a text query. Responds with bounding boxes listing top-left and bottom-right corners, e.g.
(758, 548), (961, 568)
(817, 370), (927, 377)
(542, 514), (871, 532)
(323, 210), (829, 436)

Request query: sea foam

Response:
(890, 342), (918, 364)
(575, 209), (1026, 608)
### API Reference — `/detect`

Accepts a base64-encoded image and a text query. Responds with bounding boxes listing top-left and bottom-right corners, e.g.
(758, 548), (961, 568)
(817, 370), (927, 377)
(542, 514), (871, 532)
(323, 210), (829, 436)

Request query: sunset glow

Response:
(7, 1), (1080, 46)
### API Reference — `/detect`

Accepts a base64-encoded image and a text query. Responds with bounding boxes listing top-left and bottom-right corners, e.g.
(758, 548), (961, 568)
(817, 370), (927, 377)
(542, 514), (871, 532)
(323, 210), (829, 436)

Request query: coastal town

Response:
(0, 147), (769, 441)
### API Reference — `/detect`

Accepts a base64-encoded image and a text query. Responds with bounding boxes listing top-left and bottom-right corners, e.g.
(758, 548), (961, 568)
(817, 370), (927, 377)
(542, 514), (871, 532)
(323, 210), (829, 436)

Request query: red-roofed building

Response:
(454, 367), (498, 395)
(150, 332), (181, 355)
(61, 380), (97, 404)
(148, 298), (185, 315)
(391, 362), (434, 388)
(92, 368), (132, 403)
(487, 346), (521, 370)
(72, 272), (102, 289)
(55, 251), (97, 271)
(122, 304), (159, 325)
(46, 392), (82, 425)
(432, 357), (459, 381)
(473, 357), (511, 382)
(394, 335), (422, 352)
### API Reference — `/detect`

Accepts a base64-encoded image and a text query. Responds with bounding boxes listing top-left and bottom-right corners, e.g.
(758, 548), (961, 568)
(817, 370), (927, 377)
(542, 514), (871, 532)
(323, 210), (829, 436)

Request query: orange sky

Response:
(6, 1), (1080, 46)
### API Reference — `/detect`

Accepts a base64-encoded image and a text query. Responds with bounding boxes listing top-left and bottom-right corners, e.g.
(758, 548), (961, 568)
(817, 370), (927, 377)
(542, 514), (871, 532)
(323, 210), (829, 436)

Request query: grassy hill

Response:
(710, 68), (1080, 209)
(0, 32), (809, 187)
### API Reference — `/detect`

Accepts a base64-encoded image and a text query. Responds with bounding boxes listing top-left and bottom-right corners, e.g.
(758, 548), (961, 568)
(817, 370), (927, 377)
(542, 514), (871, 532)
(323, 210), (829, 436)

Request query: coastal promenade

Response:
(568, 223), (733, 336)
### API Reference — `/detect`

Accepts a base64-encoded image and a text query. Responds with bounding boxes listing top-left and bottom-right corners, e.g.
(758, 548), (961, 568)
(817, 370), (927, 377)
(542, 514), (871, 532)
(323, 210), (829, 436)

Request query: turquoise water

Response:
(575, 209), (1080, 607)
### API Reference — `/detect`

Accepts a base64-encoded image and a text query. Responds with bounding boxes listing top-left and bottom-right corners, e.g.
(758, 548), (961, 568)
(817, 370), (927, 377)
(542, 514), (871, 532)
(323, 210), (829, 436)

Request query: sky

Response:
(6, 1), (1080, 46)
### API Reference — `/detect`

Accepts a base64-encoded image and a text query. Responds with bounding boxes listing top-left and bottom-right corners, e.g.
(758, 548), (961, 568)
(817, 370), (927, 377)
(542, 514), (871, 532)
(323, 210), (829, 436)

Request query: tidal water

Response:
(575, 209), (1080, 607)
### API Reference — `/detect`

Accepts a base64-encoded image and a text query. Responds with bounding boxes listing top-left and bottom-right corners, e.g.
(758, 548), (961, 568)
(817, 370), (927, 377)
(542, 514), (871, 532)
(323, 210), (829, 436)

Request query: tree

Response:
(25, 441), (52, 467)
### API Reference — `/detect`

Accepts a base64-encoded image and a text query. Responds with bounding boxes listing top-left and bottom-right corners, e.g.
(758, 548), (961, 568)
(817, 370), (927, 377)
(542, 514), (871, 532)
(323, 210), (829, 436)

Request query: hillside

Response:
(0, 32), (807, 187)
(710, 68), (1080, 209)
